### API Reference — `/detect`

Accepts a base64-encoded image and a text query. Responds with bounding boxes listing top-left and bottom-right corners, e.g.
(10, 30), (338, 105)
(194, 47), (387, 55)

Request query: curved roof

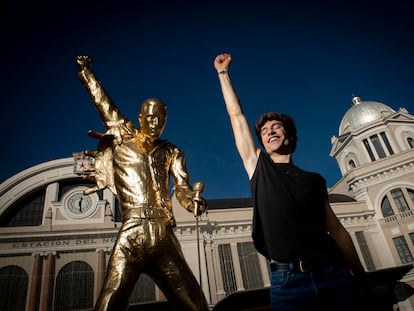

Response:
(339, 96), (395, 135)
(328, 193), (356, 203)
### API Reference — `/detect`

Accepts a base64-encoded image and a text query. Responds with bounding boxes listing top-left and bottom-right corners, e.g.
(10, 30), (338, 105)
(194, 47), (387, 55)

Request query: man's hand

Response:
(77, 55), (92, 69)
(214, 53), (232, 73)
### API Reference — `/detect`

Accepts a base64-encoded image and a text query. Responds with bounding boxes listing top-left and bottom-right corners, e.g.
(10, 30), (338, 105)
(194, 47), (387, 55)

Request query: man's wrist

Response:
(217, 70), (228, 75)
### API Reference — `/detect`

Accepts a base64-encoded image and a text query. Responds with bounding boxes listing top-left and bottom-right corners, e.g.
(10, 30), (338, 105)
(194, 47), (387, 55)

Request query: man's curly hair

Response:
(254, 112), (297, 153)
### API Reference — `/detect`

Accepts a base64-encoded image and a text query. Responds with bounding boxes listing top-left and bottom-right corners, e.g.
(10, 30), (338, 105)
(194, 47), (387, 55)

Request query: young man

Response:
(77, 55), (209, 311)
(214, 53), (367, 310)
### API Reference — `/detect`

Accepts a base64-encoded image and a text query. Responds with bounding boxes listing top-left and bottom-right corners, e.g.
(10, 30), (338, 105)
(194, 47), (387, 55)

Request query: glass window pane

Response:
(381, 196), (394, 217)
(237, 242), (264, 290)
(218, 244), (236, 295)
(380, 132), (394, 155)
(409, 232), (414, 246)
(393, 236), (413, 264)
(0, 188), (45, 227)
(0, 266), (28, 311)
(408, 137), (414, 149)
(363, 139), (375, 161)
(408, 189), (414, 205)
(54, 261), (94, 310)
(114, 199), (122, 222)
(130, 273), (156, 304)
(370, 134), (386, 159)
(391, 189), (409, 213)
(59, 179), (100, 200)
(355, 232), (375, 271)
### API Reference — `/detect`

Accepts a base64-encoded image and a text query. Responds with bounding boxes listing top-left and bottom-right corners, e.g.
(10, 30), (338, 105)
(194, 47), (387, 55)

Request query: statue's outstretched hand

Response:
(77, 55), (92, 69)
(193, 196), (207, 217)
(191, 182), (207, 217)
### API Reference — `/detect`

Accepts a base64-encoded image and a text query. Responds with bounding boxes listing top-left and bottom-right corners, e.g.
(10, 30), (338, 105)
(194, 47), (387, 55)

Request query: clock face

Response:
(66, 192), (93, 215)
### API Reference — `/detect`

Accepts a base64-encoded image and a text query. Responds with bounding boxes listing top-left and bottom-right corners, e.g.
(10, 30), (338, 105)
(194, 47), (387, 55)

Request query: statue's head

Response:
(138, 98), (167, 141)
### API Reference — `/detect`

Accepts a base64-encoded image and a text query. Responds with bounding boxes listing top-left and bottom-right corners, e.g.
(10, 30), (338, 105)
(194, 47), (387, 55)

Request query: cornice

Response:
(347, 152), (414, 192)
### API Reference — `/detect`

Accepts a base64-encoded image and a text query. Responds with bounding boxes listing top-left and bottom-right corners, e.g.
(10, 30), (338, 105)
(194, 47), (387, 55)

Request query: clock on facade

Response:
(66, 192), (93, 215)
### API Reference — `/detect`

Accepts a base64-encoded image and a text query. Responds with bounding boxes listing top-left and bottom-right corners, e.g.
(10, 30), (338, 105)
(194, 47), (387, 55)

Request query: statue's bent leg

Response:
(94, 235), (140, 311)
(149, 228), (209, 311)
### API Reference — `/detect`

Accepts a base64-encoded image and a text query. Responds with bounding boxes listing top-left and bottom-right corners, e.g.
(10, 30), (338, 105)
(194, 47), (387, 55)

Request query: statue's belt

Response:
(122, 206), (170, 220)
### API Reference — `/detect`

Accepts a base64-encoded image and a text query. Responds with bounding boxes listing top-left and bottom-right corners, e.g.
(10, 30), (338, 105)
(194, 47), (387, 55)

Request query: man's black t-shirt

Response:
(250, 151), (343, 263)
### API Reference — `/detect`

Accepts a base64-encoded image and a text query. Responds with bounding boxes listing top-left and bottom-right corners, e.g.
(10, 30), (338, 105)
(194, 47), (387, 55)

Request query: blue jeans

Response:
(270, 263), (360, 311)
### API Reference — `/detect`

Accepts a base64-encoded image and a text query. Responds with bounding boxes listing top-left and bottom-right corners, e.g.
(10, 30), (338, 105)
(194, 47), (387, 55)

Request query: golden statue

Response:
(76, 55), (209, 311)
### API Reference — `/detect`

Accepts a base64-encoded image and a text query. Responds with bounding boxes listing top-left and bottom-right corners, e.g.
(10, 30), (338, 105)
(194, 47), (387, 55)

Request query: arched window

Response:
(130, 273), (156, 304)
(54, 261), (94, 311)
(381, 196), (394, 218)
(408, 137), (414, 149)
(381, 187), (414, 218)
(348, 159), (356, 169)
(0, 265), (28, 311)
(0, 187), (45, 227)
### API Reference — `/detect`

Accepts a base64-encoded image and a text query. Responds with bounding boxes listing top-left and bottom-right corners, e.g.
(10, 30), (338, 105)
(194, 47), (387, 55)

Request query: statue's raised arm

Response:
(77, 55), (127, 131)
(76, 55), (92, 69)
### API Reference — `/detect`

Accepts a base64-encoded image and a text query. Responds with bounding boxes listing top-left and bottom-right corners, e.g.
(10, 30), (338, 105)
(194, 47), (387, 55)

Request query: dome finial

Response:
(351, 94), (361, 106)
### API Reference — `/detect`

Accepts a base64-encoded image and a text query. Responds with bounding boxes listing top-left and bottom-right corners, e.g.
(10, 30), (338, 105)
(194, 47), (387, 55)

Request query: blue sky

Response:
(1, 1), (414, 199)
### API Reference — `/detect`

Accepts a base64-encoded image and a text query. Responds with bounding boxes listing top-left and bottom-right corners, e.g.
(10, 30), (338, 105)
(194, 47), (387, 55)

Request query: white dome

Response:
(339, 96), (395, 135)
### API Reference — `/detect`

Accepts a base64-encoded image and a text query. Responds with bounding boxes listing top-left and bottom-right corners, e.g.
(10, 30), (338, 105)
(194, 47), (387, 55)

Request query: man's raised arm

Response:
(214, 53), (259, 178)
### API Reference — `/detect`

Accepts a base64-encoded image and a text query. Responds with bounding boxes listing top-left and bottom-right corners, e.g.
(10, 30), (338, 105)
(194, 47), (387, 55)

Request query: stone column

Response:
(230, 242), (244, 291)
(204, 240), (218, 304)
(96, 248), (108, 297)
(259, 255), (271, 287)
(27, 253), (43, 311)
(39, 252), (56, 311)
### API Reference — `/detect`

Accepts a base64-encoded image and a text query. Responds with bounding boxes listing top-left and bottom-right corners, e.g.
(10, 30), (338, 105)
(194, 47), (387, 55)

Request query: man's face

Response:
(138, 101), (167, 140)
(260, 120), (290, 154)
